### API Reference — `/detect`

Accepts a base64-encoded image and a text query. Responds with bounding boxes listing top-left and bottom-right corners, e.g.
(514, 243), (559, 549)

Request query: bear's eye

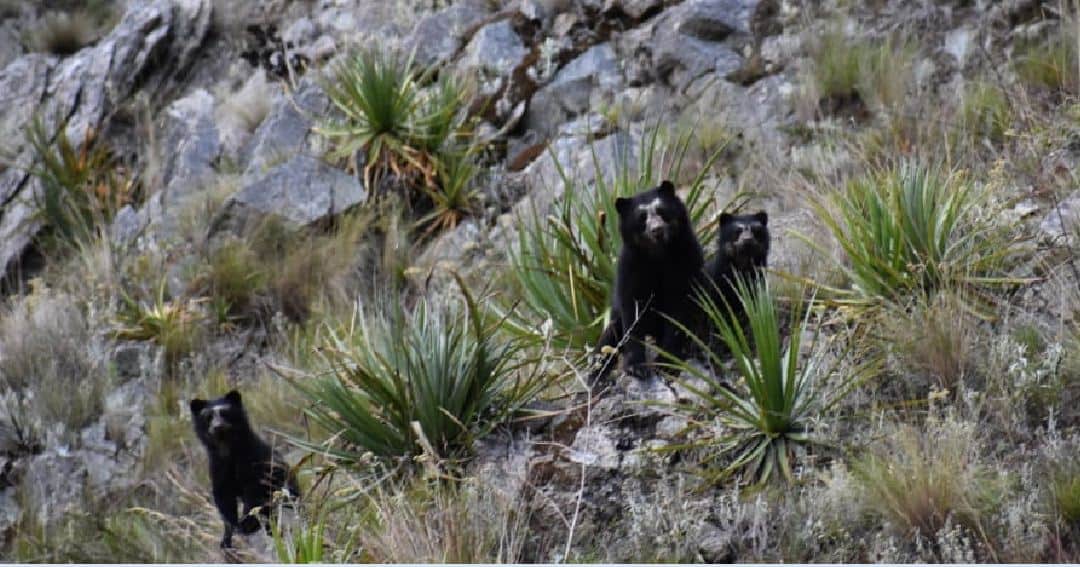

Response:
(637, 211), (648, 224)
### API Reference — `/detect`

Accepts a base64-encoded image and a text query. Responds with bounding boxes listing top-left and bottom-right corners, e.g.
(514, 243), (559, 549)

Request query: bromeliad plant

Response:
(24, 116), (136, 252)
(293, 278), (546, 465)
(802, 161), (1028, 318)
(500, 126), (730, 351)
(665, 277), (874, 485)
(112, 278), (203, 369)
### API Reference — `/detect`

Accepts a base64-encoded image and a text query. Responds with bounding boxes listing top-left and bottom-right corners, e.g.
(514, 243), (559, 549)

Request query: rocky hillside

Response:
(1, 0), (1079, 562)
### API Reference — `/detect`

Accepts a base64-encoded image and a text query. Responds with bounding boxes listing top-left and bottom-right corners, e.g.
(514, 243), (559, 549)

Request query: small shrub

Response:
(858, 33), (917, 115)
(803, 161), (1027, 317)
(810, 26), (863, 108)
(201, 236), (266, 317)
(501, 127), (724, 351)
(272, 513), (326, 563)
(418, 145), (480, 236)
(666, 278), (874, 485)
(293, 281), (546, 464)
(217, 69), (275, 134)
(192, 211), (374, 325)
(852, 418), (1004, 540)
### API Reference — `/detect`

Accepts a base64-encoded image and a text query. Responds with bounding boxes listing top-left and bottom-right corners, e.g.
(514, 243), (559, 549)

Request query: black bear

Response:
(705, 211), (770, 327)
(592, 180), (705, 380)
(190, 390), (299, 549)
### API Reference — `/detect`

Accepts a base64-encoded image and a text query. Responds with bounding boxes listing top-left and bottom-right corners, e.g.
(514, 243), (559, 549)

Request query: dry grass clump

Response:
(355, 479), (530, 563)
(604, 476), (710, 563)
(956, 80), (1014, 148)
(0, 286), (105, 443)
(1013, 11), (1080, 96)
(8, 490), (212, 563)
(25, 11), (97, 56)
(852, 417), (1004, 546)
(216, 70), (276, 135)
(876, 290), (979, 396)
(192, 209), (376, 326)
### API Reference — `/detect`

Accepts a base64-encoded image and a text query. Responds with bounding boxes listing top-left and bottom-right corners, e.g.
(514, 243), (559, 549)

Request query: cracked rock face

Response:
(0, 0), (212, 281)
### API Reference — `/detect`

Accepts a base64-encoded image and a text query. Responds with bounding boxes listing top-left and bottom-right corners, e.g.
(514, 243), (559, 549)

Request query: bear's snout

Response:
(208, 409), (233, 439)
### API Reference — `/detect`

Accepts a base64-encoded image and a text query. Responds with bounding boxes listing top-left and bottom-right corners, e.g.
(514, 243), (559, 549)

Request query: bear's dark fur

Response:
(190, 390), (299, 549)
(592, 180), (705, 380)
(705, 211), (770, 325)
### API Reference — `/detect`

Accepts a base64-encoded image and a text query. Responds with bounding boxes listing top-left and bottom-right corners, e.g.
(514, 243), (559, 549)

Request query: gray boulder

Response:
(526, 43), (622, 139)
(405, 0), (494, 69)
(0, 0), (211, 280)
(243, 79), (330, 178)
(1040, 192), (1080, 245)
(219, 155), (366, 230)
(679, 0), (761, 38)
(459, 19), (529, 78)
(639, 0), (778, 89)
(157, 89), (220, 205)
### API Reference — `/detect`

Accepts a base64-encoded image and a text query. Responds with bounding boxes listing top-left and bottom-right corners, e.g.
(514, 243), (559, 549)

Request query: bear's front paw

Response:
(239, 515), (262, 534)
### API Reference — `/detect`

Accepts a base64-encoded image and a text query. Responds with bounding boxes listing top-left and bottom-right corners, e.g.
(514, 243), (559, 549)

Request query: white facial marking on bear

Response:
(640, 198), (666, 235)
(208, 403), (231, 434)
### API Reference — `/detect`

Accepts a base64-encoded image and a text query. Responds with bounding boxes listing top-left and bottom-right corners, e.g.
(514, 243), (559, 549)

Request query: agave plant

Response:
(802, 161), (1029, 318)
(319, 49), (473, 201)
(664, 276), (875, 484)
(292, 279), (546, 464)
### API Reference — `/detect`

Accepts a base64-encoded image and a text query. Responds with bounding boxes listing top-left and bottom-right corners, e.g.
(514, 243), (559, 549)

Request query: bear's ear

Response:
(615, 197), (632, 215)
(224, 390), (242, 406)
(658, 180), (675, 196)
(753, 211), (768, 226)
(719, 212), (733, 226)
(189, 399), (207, 415)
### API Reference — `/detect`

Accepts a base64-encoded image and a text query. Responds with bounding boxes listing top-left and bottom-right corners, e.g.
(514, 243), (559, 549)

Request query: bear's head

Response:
(190, 390), (251, 454)
(615, 180), (690, 254)
(717, 211), (769, 268)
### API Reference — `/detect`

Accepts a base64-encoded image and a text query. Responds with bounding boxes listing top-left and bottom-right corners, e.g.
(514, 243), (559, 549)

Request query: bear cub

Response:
(706, 211), (770, 325)
(593, 180), (705, 380)
(190, 390), (299, 548)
